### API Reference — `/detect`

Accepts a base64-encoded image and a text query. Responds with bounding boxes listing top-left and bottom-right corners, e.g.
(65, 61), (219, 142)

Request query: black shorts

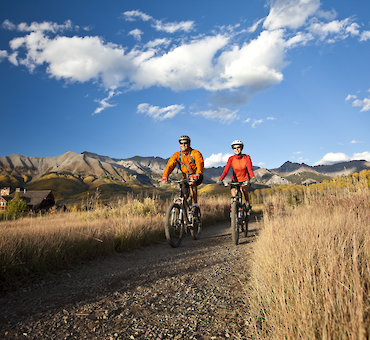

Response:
(181, 175), (203, 196)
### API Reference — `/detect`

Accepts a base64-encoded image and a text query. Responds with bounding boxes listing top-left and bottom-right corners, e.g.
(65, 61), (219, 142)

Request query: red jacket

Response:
(219, 154), (255, 182)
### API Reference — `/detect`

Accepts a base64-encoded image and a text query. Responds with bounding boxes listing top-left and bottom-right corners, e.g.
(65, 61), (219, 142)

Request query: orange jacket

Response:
(163, 148), (204, 178)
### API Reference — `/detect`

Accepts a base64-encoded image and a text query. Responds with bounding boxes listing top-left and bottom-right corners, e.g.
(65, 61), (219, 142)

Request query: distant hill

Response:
(0, 152), (368, 202)
(272, 160), (369, 176)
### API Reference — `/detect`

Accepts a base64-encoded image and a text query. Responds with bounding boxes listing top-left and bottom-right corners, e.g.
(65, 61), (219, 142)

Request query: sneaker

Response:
(192, 204), (200, 218)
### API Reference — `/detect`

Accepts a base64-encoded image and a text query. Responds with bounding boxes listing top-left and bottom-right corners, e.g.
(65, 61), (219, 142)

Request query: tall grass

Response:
(247, 185), (369, 338)
(0, 195), (229, 290)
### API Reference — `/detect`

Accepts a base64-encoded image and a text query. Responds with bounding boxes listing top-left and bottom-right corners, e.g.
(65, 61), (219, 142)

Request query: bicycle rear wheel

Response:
(231, 202), (239, 245)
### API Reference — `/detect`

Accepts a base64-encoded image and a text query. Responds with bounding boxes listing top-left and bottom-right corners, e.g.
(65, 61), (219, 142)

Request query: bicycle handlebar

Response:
(220, 180), (249, 187)
(167, 178), (193, 184)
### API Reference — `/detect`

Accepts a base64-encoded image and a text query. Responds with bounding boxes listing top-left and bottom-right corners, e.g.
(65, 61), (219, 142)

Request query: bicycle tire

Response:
(231, 201), (239, 245)
(242, 205), (249, 237)
(165, 203), (184, 248)
(190, 209), (202, 240)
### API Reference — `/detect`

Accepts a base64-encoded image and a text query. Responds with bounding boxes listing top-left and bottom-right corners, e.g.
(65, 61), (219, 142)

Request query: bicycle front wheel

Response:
(231, 202), (239, 245)
(165, 203), (184, 248)
(242, 205), (249, 237)
(190, 209), (202, 240)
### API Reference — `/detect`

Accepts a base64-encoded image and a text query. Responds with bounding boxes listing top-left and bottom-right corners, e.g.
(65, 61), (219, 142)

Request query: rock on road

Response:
(0, 219), (260, 339)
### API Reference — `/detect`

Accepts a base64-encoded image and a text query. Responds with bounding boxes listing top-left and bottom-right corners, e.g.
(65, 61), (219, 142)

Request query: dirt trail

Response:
(0, 218), (260, 339)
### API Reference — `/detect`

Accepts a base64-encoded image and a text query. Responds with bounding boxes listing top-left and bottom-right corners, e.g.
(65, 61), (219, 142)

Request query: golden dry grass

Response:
(0, 195), (230, 289)
(247, 187), (369, 339)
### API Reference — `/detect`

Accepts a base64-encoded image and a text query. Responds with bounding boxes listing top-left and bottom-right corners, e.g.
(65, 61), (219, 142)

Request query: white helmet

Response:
(179, 135), (191, 143)
(231, 140), (244, 149)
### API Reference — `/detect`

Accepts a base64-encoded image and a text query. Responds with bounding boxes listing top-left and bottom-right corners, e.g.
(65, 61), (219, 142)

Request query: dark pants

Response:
(181, 174), (203, 197)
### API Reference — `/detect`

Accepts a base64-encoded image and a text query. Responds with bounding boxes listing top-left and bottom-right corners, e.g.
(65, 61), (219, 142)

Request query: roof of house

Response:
(10, 190), (54, 207)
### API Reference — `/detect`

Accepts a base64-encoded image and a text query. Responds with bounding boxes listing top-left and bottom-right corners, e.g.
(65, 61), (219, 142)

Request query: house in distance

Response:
(0, 187), (55, 212)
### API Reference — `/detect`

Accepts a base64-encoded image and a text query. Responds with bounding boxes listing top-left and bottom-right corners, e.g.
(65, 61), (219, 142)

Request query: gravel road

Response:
(0, 217), (260, 339)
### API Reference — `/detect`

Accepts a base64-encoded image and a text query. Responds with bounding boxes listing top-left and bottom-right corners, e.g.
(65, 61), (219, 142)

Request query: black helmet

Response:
(179, 135), (191, 143)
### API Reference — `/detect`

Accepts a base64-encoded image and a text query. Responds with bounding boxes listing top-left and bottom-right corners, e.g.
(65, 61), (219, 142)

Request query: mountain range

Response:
(0, 152), (369, 202)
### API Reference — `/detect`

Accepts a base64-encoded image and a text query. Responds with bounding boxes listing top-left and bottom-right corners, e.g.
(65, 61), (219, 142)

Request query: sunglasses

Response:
(180, 141), (189, 145)
(233, 146), (242, 149)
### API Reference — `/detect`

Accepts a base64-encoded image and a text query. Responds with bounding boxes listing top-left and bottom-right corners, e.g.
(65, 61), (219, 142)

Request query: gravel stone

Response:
(0, 219), (260, 339)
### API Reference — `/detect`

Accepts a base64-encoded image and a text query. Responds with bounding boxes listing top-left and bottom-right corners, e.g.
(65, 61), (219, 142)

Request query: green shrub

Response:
(7, 193), (28, 219)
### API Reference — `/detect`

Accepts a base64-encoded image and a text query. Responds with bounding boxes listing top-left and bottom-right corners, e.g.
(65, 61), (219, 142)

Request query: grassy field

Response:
(0, 194), (230, 290)
(246, 180), (369, 338)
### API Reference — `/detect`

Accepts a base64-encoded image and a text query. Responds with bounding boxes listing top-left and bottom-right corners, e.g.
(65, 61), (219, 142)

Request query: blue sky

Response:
(0, 0), (369, 169)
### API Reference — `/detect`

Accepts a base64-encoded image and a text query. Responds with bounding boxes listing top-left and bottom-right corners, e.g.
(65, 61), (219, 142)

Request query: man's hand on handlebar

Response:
(189, 174), (199, 183)
(161, 177), (168, 185)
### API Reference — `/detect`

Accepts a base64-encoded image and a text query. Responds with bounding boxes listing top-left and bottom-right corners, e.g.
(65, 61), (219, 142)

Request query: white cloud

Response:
(2, 19), (16, 30)
(8, 52), (18, 65)
(346, 22), (360, 36)
(286, 32), (314, 47)
(360, 31), (370, 41)
(244, 118), (266, 128)
(314, 152), (350, 165)
(0, 50), (8, 61)
(308, 18), (360, 42)
(352, 98), (370, 112)
(352, 152), (370, 161)
(350, 140), (360, 144)
(204, 153), (232, 168)
(123, 10), (152, 22)
(247, 18), (264, 33)
(8, 33), (131, 87)
(345, 94), (357, 101)
(3, 19), (73, 33)
(123, 10), (194, 33)
(133, 35), (229, 91)
(145, 38), (170, 48)
(263, 0), (320, 30)
(93, 90), (121, 115)
(346, 92), (370, 112)
(267, 116), (276, 120)
(153, 20), (194, 33)
(316, 9), (337, 21)
(192, 107), (238, 123)
(257, 162), (265, 167)
(216, 29), (286, 91)
(137, 103), (184, 120)
(129, 29), (143, 41)
(5, 24), (288, 97)
(314, 151), (370, 165)
(251, 119), (263, 128)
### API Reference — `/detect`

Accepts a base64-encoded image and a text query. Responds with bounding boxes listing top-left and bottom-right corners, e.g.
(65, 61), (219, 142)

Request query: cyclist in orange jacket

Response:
(218, 140), (255, 210)
(162, 135), (204, 212)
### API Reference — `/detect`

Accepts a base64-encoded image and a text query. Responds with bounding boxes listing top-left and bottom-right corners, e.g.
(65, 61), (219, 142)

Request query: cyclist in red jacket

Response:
(218, 140), (255, 210)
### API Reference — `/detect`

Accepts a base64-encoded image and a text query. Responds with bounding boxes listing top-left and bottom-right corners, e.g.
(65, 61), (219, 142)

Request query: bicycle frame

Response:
(222, 181), (249, 245)
(172, 179), (193, 227)
(164, 178), (202, 247)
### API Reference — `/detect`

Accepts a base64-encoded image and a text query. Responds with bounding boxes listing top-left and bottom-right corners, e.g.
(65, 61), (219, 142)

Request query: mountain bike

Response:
(223, 181), (250, 245)
(164, 179), (202, 248)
